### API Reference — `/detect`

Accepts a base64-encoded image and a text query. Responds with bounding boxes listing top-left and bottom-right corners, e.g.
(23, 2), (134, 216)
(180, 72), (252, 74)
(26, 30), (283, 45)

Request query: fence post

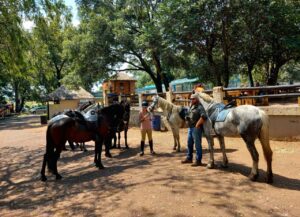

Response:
(138, 93), (143, 108)
(104, 92), (109, 106)
(213, 86), (225, 103)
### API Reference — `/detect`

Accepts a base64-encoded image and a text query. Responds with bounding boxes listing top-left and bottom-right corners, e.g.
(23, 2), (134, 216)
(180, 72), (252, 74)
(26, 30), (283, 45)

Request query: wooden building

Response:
(102, 72), (136, 105)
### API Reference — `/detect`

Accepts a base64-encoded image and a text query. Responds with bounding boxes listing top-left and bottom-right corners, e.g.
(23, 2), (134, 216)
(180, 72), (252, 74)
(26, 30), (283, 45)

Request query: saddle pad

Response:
(216, 109), (230, 122)
(84, 109), (97, 122)
(48, 114), (69, 125)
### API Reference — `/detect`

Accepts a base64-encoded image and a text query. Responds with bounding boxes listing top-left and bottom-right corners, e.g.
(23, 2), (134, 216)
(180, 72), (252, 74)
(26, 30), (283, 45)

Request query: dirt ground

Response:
(0, 115), (299, 217)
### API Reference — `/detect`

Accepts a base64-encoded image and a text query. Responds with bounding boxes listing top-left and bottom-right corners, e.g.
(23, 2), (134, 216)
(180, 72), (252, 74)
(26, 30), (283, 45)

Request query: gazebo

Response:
(47, 85), (95, 118)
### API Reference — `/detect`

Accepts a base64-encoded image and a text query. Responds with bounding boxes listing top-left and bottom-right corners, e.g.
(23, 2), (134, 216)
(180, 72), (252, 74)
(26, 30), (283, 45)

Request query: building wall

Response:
(102, 80), (136, 95)
(49, 100), (80, 118)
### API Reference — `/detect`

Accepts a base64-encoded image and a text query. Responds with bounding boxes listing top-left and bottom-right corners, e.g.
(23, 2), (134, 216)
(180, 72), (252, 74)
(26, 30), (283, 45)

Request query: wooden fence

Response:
(105, 84), (300, 107)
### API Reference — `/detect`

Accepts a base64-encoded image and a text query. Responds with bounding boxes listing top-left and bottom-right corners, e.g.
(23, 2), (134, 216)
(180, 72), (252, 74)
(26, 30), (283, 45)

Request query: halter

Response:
(147, 95), (159, 112)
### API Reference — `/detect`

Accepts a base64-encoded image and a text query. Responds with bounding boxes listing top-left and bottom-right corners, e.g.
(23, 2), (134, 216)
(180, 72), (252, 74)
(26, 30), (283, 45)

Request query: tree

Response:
(33, 0), (73, 88)
(74, 0), (175, 92)
(263, 0), (300, 85)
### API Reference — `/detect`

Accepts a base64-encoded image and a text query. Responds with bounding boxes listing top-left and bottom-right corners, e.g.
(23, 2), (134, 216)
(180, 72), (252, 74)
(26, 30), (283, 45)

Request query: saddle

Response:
(208, 101), (236, 127)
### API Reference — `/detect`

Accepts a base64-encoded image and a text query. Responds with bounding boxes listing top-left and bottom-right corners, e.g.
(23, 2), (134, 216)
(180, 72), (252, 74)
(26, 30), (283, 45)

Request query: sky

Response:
(64, 0), (80, 26)
(23, 0), (79, 30)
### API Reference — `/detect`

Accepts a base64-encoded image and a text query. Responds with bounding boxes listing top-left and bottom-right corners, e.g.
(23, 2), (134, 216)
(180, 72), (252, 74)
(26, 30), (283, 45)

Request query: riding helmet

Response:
(142, 101), (149, 107)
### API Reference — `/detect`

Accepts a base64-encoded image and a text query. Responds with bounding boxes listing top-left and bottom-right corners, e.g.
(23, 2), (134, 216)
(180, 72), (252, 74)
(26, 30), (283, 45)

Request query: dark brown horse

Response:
(40, 104), (124, 181)
(112, 100), (131, 149)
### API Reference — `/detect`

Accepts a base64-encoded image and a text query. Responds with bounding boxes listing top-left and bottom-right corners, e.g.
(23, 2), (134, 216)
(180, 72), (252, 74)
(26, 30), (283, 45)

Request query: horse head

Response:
(120, 100), (130, 125)
(99, 104), (125, 131)
(147, 95), (159, 112)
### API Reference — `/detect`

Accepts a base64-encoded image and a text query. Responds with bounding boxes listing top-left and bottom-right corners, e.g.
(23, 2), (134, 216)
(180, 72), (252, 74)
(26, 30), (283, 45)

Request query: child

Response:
(139, 100), (155, 156)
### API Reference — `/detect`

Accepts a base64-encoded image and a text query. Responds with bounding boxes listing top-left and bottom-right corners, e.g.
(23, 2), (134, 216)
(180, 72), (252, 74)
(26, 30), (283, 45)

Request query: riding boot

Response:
(149, 140), (155, 155)
(140, 141), (145, 156)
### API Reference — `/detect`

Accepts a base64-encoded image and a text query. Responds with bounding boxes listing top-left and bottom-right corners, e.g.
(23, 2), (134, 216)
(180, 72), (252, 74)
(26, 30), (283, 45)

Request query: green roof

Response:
(170, 78), (198, 85)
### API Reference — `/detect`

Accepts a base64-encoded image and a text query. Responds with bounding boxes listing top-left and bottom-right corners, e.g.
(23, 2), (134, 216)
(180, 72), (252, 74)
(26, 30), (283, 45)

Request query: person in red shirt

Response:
(139, 101), (155, 156)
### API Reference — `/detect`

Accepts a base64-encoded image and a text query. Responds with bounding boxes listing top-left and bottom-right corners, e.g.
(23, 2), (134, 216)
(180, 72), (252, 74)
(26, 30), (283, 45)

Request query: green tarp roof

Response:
(170, 78), (198, 85)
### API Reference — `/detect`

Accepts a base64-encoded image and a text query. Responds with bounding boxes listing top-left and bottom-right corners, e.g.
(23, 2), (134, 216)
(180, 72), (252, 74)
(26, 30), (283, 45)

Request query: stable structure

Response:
(102, 72), (136, 105)
(170, 78), (199, 92)
(47, 86), (95, 118)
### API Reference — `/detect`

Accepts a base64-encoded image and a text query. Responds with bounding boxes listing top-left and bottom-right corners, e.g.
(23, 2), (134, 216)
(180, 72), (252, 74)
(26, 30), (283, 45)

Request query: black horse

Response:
(40, 104), (125, 181)
(112, 100), (130, 149)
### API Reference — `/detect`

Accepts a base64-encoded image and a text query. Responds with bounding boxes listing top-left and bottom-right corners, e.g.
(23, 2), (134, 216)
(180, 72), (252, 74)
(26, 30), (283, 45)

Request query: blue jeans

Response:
(186, 127), (203, 161)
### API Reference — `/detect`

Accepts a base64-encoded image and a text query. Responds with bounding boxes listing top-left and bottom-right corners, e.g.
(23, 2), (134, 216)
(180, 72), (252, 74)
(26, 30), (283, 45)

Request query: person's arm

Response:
(195, 106), (207, 128)
(195, 117), (205, 128)
(139, 112), (144, 122)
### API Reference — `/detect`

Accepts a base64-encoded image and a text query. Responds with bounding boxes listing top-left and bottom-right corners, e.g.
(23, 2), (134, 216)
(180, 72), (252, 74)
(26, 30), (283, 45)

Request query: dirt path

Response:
(0, 116), (299, 217)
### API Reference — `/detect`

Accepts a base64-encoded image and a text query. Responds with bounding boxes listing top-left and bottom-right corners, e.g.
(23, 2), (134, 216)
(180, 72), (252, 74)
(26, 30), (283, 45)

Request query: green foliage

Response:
(1, 0), (299, 101)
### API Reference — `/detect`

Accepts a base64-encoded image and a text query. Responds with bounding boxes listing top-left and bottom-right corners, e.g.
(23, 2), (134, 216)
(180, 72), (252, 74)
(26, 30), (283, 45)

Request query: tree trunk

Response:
(14, 81), (21, 113)
(152, 51), (167, 92)
(207, 52), (221, 86)
(206, 36), (222, 86)
(223, 54), (229, 87)
(267, 65), (280, 85)
(221, 16), (230, 87)
(247, 63), (254, 87)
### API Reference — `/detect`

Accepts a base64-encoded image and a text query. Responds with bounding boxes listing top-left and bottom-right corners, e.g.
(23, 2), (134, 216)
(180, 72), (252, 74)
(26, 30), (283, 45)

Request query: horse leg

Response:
(94, 141), (99, 165)
(174, 128), (181, 152)
(203, 123), (215, 169)
(117, 131), (121, 149)
(218, 136), (228, 168)
(68, 141), (75, 150)
(170, 127), (180, 152)
(125, 128), (129, 149)
(82, 142), (87, 152)
(96, 136), (104, 169)
(242, 135), (259, 181)
(40, 154), (48, 181)
(53, 150), (62, 180)
(104, 138), (112, 158)
(205, 134), (215, 169)
(111, 133), (117, 149)
(258, 136), (273, 183)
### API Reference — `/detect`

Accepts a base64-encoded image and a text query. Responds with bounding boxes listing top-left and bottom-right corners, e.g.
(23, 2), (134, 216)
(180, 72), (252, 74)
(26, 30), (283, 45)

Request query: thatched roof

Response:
(107, 72), (136, 81)
(47, 86), (95, 101)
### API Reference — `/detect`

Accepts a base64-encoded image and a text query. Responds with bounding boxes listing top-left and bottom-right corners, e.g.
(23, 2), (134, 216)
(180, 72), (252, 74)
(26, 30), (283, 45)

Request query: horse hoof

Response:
(40, 176), (47, 182)
(173, 147), (176, 151)
(266, 174), (273, 184)
(98, 165), (105, 169)
(125, 146), (129, 149)
(56, 174), (62, 180)
(248, 173), (259, 181)
(177, 149), (181, 153)
(206, 163), (214, 169)
(221, 164), (228, 168)
(105, 153), (112, 158)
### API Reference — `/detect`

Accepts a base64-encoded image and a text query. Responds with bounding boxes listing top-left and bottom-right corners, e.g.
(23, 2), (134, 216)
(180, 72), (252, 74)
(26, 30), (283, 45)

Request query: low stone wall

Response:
(260, 105), (300, 140)
(129, 105), (300, 140)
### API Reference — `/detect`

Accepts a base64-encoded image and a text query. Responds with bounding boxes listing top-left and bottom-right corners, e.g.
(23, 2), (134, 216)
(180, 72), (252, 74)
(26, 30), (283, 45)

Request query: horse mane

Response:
(158, 96), (181, 112)
(197, 92), (215, 103)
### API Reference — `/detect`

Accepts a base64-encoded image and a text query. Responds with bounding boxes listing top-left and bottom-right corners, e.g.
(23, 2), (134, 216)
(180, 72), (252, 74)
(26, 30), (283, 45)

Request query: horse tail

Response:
(258, 109), (273, 182)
